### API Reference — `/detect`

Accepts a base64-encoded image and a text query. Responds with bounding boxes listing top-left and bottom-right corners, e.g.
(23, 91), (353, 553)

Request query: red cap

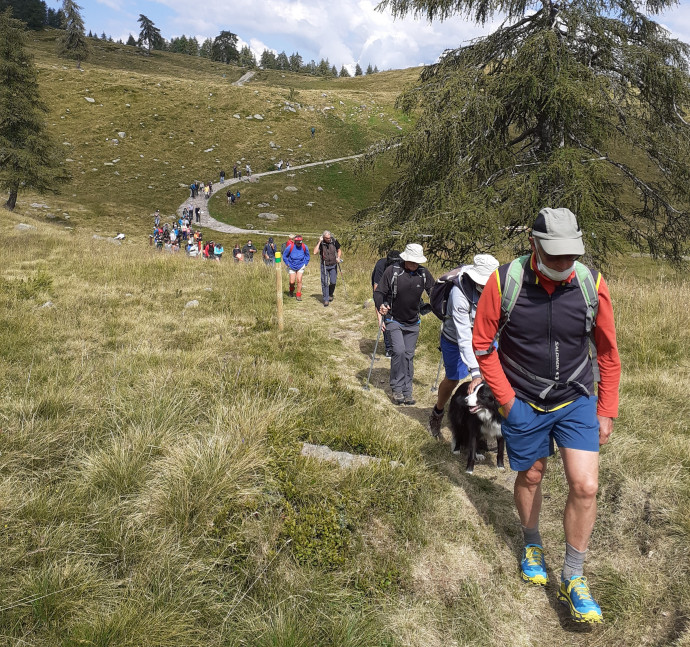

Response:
(294, 235), (303, 241)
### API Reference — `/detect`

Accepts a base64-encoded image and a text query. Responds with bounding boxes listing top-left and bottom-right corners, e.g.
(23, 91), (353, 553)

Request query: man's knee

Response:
(519, 462), (547, 488)
(569, 476), (598, 500)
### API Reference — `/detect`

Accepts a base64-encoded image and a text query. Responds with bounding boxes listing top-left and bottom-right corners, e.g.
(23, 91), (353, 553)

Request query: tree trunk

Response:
(5, 189), (17, 211)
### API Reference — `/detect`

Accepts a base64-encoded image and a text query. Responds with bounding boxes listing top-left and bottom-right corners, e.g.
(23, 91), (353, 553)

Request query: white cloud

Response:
(83, 0), (690, 70)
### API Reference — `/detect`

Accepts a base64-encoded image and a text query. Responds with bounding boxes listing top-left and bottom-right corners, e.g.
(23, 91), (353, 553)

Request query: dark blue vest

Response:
(497, 262), (597, 410)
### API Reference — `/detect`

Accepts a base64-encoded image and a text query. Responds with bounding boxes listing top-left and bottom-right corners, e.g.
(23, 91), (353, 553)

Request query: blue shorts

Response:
(440, 335), (470, 381)
(501, 396), (600, 472)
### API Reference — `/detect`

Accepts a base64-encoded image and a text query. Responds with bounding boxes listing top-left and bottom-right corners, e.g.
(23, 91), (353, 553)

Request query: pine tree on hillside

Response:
(289, 52), (303, 72)
(0, 0), (45, 30)
(126, 33), (136, 46)
(339, 65), (350, 77)
(355, 63), (363, 76)
(357, 0), (690, 263)
(199, 38), (212, 58)
(317, 58), (330, 76)
(275, 51), (289, 70)
(137, 14), (162, 55)
(366, 63), (373, 75)
(211, 30), (239, 63)
(330, 64), (337, 76)
(57, 0), (89, 69)
(0, 10), (69, 211)
(373, 65), (378, 73)
(46, 7), (64, 28)
(238, 45), (256, 68)
(260, 49), (276, 69)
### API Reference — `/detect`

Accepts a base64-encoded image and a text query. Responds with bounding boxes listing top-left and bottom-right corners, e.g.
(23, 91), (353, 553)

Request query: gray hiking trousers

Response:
(320, 263), (337, 302)
(385, 319), (420, 397)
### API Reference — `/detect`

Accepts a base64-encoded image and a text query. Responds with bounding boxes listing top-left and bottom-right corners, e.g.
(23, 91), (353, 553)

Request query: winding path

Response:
(177, 153), (366, 236)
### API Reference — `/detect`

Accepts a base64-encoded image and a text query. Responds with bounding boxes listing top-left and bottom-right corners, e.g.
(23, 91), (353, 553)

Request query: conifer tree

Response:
(339, 65), (351, 77)
(238, 45), (256, 68)
(0, 11), (69, 210)
(137, 14), (162, 55)
(260, 49), (276, 68)
(275, 50), (289, 70)
(366, 63), (373, 75)
(126, 33), (136, 46)
(355, 63), (363, 76)
(359, 0), (690, 263)
(289, 52), (303, 72)
(211, 30), (238, 63)
(330, 64), (337, 76)
(57, 0), (88, 69)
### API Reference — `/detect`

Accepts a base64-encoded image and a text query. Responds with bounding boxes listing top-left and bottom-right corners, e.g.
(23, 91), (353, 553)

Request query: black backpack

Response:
(429, 266), (476, 321)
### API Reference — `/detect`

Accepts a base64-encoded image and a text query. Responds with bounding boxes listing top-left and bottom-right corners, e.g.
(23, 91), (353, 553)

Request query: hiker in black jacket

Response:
(371, 250), (401, 357)
(373, 244), (434, 405)
(313, 230), (342, 307)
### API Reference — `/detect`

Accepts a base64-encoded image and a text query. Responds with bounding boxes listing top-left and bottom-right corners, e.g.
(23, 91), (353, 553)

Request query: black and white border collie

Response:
(448, 381), (504, 474)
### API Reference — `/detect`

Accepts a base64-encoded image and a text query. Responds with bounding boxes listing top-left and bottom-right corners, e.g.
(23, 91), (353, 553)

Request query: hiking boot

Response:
(404, 397), (416, 405)
(428, 410), (443, 438)
(296, 295), (302, 302)
(329, 295), (334, 301)
(288, 292), (295, 298)
(323, 300), (329, 307)
(520, 544), (548, 586)
(384, 349), (393, 358)
(558, 576), (603, 624)
(392, 392), (405, 405)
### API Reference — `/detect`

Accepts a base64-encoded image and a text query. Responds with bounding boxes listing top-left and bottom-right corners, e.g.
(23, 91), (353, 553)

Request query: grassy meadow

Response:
(0, 29), (688, 647)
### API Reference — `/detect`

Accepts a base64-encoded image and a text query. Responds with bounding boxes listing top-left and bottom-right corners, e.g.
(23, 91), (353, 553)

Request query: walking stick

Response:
(337, 261), (347, 295)
(363, 312), (386, 391)
(430, 352), (443, 392)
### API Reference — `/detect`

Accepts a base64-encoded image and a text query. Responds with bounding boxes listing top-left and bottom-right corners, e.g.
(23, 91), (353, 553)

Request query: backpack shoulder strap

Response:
(500, 255), (530, 328)
(574, 262), (601, 383)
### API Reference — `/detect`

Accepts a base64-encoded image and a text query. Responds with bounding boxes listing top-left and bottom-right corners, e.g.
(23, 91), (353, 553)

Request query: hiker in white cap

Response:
(373, 243), (435, 405)
(473, 207), (621, 624)
(428, 254), (500, 438)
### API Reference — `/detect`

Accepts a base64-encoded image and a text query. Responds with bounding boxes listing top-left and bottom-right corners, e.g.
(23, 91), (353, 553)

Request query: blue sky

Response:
(49, 0), (690, 72)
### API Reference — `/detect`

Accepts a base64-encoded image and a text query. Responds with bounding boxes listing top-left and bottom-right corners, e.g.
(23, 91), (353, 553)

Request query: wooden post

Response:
(276, 251), (283, 331)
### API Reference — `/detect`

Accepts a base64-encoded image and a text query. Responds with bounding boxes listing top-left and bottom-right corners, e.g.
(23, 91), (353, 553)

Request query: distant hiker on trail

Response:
(213, 242), (224, 260)
(374, 244), (434, 406)
(190, 182), (196, 198)
(204, 184), (210, 200)
(153, 209), (160, 228)
(233, 164), (238, 179)
(227, 189), (233, 205)
(427, 254), (499, 439)
(313, 230), (342, 307)
(233, 243), (242, 262)
(276, 160), (283, 170)
(195, 207), (201, 224)
(220, 169), (225, 184)
(245, 164), (252, 177)
(283, 235), (309, 301)
(372, 249), (402, 358)
(242, 240), (257, 262)
(263, 237), (277, 266)
(311, 126), (315, 138)
(236, 190), (241, 201)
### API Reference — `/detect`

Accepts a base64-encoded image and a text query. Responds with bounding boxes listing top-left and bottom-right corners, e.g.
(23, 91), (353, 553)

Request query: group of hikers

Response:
(189, 164), (253, 200)
(149, 196), (620, 624)
(371, 207), (621, 626)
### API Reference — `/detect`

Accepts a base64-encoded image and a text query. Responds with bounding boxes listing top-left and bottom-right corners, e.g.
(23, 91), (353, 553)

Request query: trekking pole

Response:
(337, 261), (347, 295)
(363, 309), (386, 391)
(430, 353), (443, 392)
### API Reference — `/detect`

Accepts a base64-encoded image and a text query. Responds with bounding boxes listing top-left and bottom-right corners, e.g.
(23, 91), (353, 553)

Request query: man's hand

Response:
(378, 304), (390, 316)
(598, 415), (614, 445)
(499, 397), (516, 419)
(467, 377), (483, 394)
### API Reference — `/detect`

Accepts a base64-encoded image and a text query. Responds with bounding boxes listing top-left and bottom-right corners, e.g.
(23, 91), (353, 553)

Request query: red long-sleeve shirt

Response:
(472, 254), (621, 418)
